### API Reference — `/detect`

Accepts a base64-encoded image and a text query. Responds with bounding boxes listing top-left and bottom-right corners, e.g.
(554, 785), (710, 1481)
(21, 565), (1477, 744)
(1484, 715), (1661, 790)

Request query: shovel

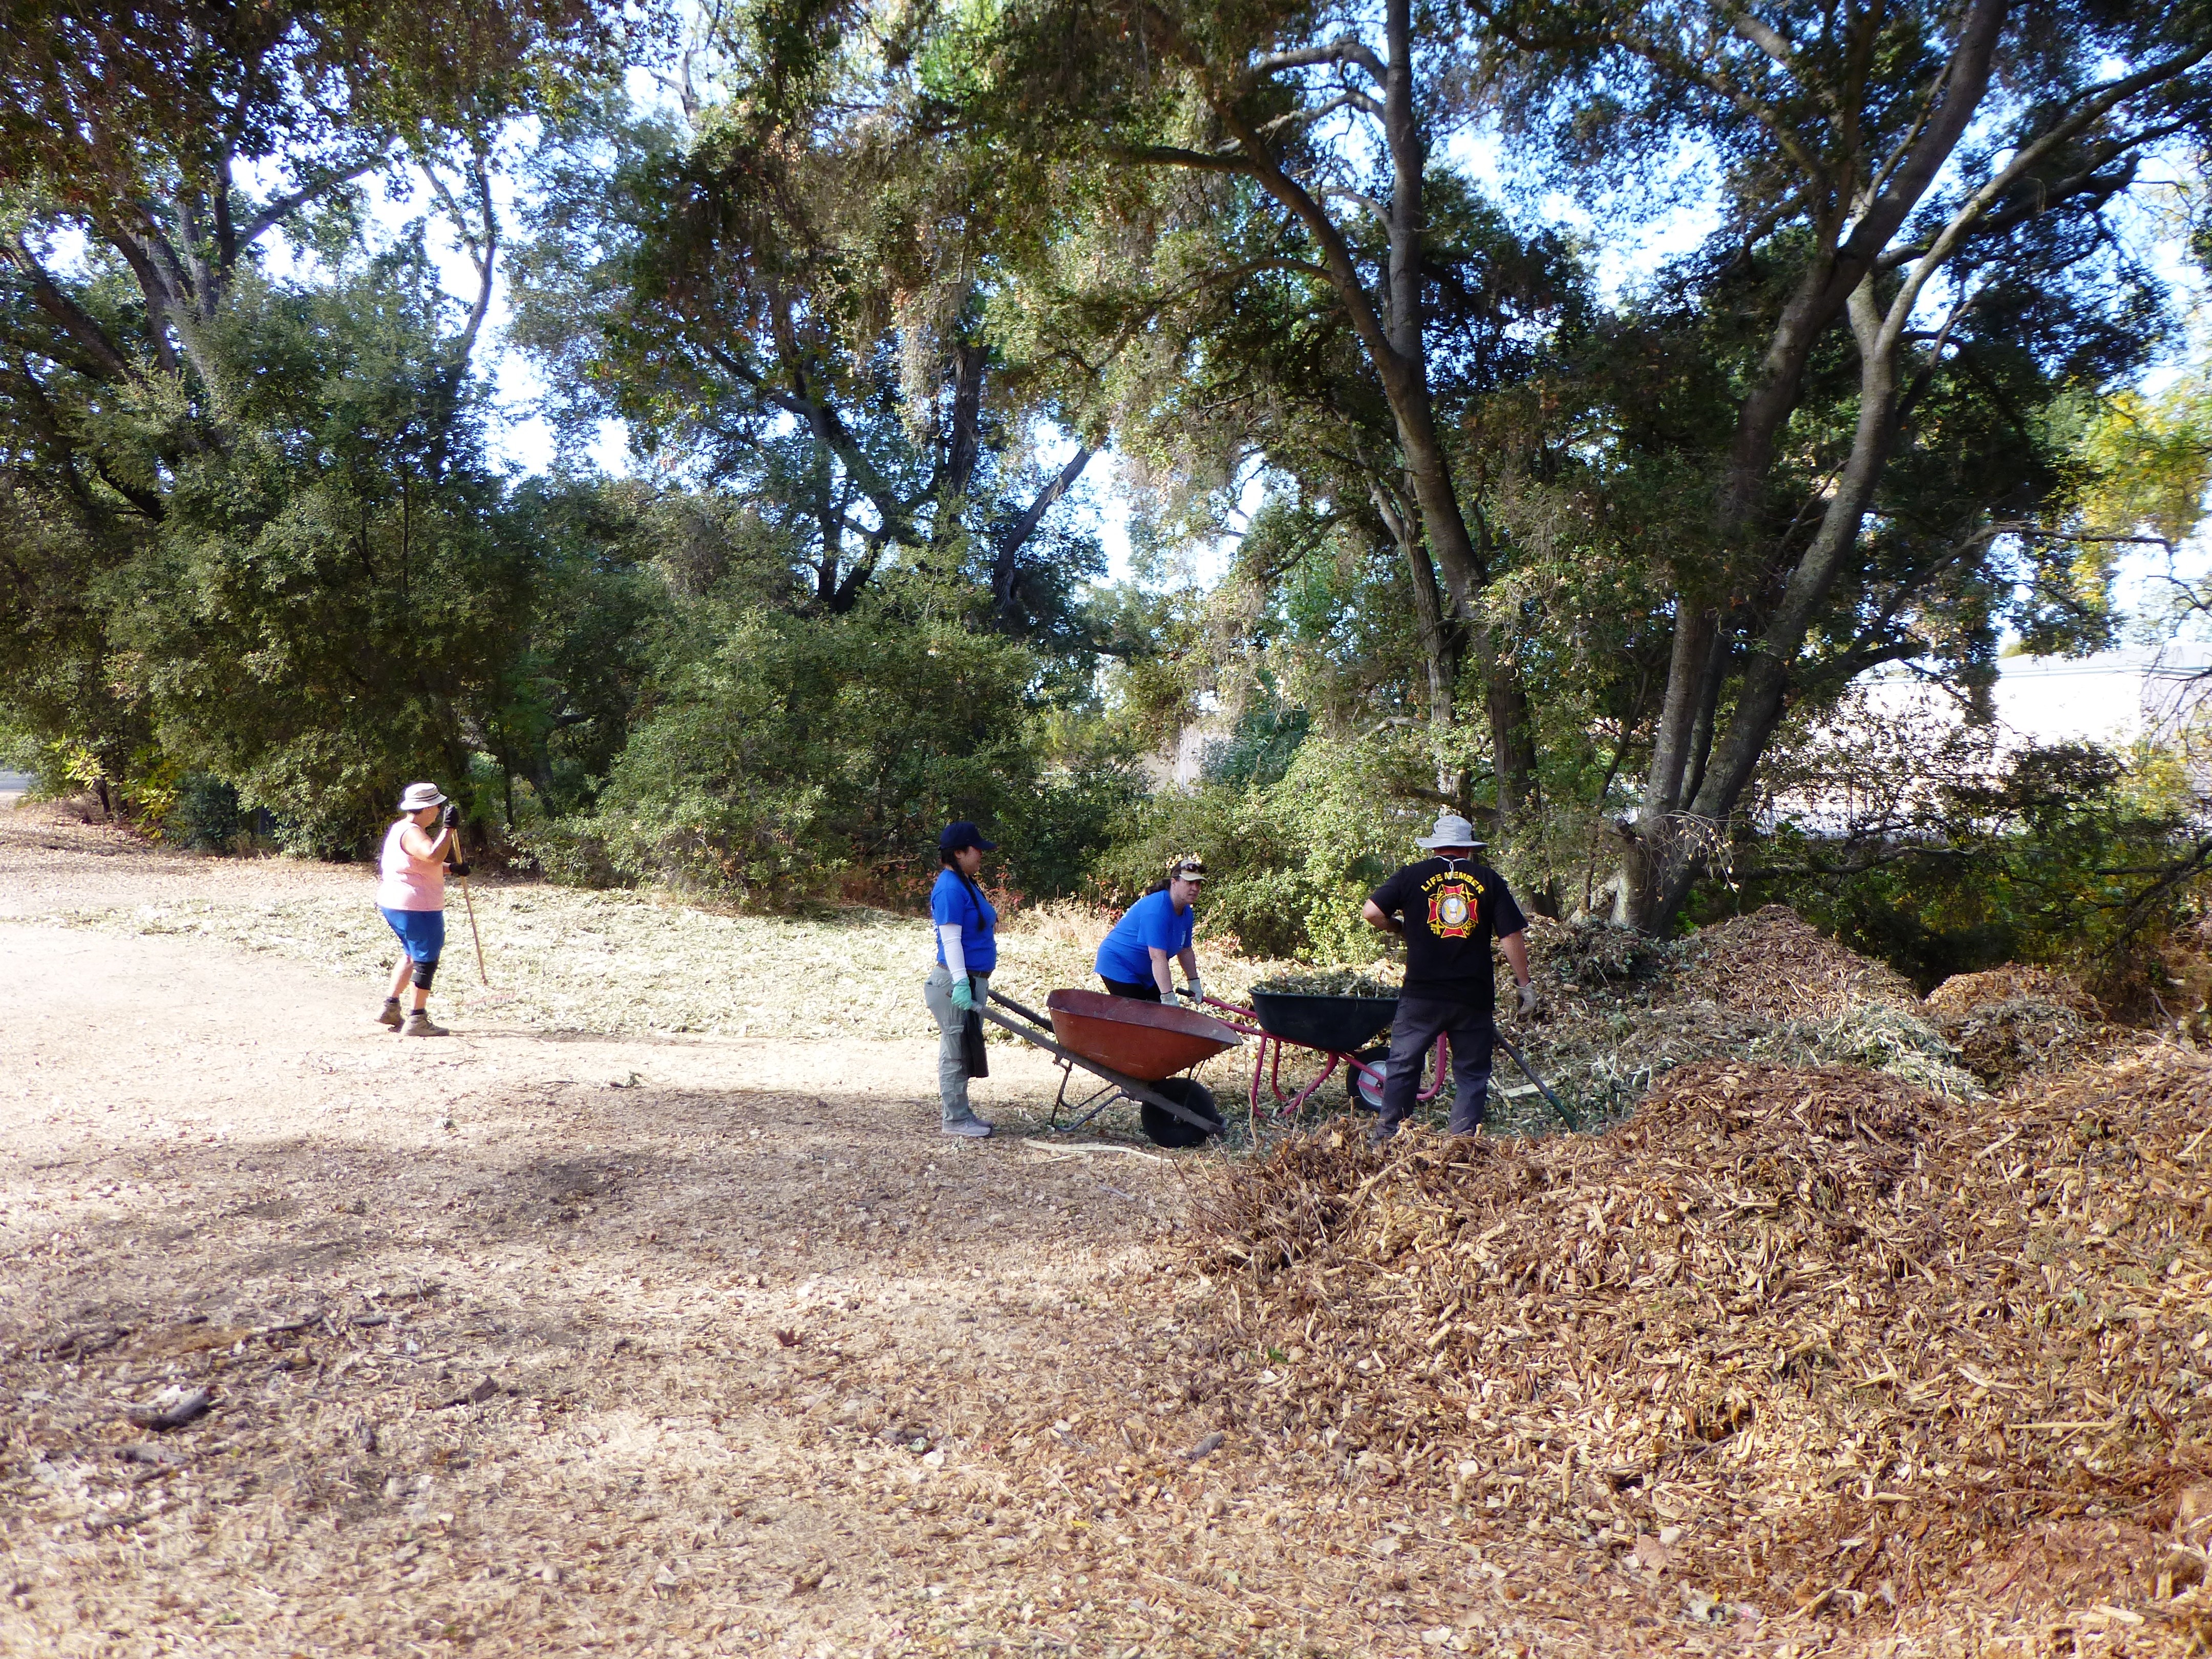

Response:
(1494, 1030), (1577, 1131)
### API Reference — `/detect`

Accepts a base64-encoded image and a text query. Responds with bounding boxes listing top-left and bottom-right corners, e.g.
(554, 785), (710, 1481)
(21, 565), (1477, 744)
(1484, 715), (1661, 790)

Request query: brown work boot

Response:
(401, 1010), (449, 1037)
(377, 998), (404, 1030)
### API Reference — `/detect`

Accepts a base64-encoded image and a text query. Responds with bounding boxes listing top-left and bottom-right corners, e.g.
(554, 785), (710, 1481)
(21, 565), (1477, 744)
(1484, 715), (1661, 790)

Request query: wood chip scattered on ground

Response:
(1180, 1039), (2212, 1652)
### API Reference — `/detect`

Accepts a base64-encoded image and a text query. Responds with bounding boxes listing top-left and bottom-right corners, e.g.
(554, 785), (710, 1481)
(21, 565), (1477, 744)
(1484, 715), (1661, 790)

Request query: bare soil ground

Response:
(6, 798), (2163, 1658)
(0, 800), (1569, 1659)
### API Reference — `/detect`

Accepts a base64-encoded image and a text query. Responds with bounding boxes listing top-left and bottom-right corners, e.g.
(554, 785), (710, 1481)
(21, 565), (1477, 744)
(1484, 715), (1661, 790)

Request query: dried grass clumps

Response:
(1182, 1046), (2212, 1630)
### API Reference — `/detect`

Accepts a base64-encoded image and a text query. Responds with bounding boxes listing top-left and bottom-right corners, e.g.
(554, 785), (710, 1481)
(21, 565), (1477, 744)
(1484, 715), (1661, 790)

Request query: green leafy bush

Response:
(1096, 729), (1447, 959)
(569, 602), (1046, 907)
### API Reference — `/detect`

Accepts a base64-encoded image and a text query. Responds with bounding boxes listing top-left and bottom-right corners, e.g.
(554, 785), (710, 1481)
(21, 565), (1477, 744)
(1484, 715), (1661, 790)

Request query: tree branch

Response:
(1246, 38), (1387, 86)
(0, 236), (143, 386)
(993, 445), (1095, 621)
(238, 152), (392, 247)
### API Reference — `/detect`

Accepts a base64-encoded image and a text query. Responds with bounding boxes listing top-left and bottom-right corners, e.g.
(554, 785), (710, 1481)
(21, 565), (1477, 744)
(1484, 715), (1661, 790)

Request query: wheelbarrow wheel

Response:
(1140, 1077), (1221, 1147)
(1349, 1046), (1387, 1113)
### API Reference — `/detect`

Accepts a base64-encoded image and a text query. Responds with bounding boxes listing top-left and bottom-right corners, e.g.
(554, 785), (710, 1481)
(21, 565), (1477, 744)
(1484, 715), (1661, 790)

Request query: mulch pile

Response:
(1673, 906), (1925, 1020)
(1927, 965), (2103, 1020)
(1505, 907), (1975, 1122)
(1181, 1041), (2212, 1644)
(1928, 963), (2121, 1087)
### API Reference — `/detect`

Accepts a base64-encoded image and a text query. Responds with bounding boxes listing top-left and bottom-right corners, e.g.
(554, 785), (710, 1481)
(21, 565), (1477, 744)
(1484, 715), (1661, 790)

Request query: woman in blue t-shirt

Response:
(926, 820), (1000, 1137)
(1094, 856), (1207, 1007)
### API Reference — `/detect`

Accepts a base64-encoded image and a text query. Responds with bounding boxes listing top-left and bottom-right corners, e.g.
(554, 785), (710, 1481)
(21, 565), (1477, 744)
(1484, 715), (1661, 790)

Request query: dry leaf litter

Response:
(1178, 1038), (2212, 1651)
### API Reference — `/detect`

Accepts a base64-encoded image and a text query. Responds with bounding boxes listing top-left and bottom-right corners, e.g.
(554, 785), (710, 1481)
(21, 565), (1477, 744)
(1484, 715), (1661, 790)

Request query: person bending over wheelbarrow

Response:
(1362, 813), (1537, 1143)
(1095, 856), (1207, 1007)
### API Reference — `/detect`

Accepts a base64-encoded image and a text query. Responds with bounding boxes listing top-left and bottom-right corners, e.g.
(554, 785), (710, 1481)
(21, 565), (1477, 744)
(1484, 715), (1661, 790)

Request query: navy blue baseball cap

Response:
(939, 820), (998, 853)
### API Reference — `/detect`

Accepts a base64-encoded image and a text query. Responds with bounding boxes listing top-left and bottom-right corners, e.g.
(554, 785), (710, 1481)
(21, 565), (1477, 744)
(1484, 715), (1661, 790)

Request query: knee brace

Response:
(411, 957), (439, 993)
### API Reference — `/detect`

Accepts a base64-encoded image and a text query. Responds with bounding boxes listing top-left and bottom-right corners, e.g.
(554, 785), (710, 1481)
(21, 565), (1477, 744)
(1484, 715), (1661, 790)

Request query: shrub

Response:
(575, 604), (1046, 907)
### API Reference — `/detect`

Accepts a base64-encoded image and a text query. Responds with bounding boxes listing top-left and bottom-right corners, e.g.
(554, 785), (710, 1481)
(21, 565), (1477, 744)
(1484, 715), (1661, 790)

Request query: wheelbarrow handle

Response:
(986, 988), (1051, 1027)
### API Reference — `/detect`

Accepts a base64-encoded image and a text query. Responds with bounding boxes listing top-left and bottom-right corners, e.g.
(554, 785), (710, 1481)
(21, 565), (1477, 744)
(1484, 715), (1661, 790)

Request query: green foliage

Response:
(505, 63), (1105, 643)
(561, 599), (1047, 906)
(1096, 730), (1444, 961)
(1754, 739), (2209, 1005)
(95, 260), (527, 853)
(172, 774), (246, 850)
(0, 719), (36, 773)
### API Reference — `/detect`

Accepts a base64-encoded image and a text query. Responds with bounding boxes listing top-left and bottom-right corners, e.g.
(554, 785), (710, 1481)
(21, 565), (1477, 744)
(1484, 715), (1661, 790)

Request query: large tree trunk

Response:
(1611, 0), (2011, 931)
(1190, 0), (1547, 840)
(1373, 484), (1464, 795)
(1374, 0), (1538, 834)
(1633, 279), (1906, 931)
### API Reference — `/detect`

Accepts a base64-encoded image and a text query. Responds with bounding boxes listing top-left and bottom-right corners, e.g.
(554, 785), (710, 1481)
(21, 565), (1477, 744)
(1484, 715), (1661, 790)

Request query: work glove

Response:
(1159, 988), (1184, 1009)
(950, 976), (976, 1013)
(441, 802), (459, 828)
(451, 860), (471, 878)
(1517, 981), (1539, 1018)
(1186, 975), (1206, 1006)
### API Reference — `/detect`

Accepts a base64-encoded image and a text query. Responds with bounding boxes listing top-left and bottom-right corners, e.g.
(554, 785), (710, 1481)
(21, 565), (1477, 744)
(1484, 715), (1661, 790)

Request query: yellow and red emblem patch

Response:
(1428, 882), (1476, 939)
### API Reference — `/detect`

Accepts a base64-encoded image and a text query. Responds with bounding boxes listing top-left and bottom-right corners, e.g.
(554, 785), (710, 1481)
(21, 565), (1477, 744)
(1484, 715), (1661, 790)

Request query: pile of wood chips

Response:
(1182, 1041), (2212, 1643)
(1505, 907), (1975, 1119)
(1927, 964), (2104, 1021)
(1928, 963), (2120, 1086)
(1672, 905), (1924, 1020)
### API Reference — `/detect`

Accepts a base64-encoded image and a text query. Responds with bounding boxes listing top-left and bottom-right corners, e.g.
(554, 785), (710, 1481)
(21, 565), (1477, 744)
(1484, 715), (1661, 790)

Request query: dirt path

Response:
(4, 802), (1636, 1659)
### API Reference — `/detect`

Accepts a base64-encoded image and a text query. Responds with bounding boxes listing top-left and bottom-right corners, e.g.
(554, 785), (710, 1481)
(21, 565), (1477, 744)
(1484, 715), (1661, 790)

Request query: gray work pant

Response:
(1374, 995), (1495, 1141)
(923, 964), (990, 1125)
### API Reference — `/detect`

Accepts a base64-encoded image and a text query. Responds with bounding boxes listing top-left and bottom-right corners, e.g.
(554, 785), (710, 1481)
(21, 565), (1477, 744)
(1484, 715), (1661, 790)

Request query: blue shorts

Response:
(379, 906), (445, 964)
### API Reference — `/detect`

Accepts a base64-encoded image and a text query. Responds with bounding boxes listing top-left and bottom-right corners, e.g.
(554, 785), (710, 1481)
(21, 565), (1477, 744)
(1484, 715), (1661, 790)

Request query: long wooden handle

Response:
(451, 825), (490, 987)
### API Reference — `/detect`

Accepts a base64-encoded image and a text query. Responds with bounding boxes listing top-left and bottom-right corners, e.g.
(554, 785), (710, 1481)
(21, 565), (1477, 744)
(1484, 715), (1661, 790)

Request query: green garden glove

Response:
(950, 976), (976, 1013)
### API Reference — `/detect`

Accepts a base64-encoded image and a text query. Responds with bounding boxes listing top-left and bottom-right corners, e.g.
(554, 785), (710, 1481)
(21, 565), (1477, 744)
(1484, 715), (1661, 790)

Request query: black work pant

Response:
(1100, 976), (1161, 1002)
(1375, 995), (1495, 1141)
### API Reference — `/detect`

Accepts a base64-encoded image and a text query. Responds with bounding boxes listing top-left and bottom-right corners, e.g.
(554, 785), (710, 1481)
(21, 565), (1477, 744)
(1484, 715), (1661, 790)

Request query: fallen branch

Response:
(1020, 1139), (1164, 1163)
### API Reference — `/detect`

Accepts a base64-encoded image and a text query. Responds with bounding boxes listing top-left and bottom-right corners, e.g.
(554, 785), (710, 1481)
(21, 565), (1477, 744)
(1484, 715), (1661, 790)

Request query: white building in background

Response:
(1858, 642), (2212, 750)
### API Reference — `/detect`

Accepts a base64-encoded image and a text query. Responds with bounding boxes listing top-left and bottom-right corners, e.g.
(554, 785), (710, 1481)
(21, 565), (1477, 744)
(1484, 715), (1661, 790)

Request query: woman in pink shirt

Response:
(376, 782), (465, 1035)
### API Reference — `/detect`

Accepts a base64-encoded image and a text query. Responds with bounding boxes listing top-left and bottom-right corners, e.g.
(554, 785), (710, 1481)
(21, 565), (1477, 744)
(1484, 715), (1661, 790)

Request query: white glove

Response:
(1159, 988), (1183, 1009)
(1517, 981), (1538, 1017)
(1187, 975), (1205, 1005)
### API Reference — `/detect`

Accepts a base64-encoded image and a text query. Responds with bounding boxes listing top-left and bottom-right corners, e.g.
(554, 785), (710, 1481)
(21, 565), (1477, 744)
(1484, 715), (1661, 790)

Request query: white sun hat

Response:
(1415, 812), (1484, 849)
(397, 782), (449, 813)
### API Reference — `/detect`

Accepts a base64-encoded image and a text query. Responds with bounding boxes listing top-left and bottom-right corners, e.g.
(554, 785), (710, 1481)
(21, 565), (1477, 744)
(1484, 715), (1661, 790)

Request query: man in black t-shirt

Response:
(1362, 813), (1538, 1142)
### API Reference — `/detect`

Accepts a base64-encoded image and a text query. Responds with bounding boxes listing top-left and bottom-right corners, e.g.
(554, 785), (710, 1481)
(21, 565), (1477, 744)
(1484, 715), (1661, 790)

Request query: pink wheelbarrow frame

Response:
(1199, 994), (1450, 1120)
